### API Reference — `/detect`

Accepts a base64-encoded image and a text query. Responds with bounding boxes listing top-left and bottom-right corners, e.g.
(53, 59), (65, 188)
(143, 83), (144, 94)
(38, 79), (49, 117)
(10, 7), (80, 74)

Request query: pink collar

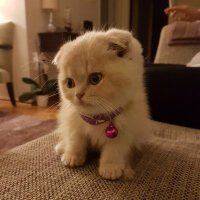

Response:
(80, 109), (121, 138)
(80, 110), (120, 125)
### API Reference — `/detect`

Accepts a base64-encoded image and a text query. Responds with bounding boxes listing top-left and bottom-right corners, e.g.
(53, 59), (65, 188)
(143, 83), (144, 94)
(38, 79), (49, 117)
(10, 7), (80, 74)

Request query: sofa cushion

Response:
(168, 21), (200, 45)
(145, 64), (200, 129)
(154, 25), (200, 65)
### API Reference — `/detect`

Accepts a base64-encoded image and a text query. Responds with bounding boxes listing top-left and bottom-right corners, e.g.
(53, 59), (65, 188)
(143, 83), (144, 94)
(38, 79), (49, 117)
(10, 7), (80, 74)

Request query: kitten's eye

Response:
(89, 73), (102, 85)
(66, 78), (75, 88)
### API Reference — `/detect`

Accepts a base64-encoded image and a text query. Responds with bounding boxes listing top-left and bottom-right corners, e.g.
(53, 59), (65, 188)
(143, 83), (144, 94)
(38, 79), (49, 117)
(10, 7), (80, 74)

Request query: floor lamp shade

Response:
(42, 0), (58, 32)
(42, 0), (58, 10)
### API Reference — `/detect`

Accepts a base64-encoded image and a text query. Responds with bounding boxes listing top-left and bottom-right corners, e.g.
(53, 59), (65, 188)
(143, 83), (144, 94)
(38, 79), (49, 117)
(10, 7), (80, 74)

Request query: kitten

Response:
(54, 29), (150, 180)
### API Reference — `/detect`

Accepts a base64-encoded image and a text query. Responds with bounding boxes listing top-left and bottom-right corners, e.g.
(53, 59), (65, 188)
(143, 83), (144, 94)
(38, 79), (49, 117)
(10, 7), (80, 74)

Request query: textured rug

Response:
(0, 121), (200, 199)
(0, 112), (56, 153)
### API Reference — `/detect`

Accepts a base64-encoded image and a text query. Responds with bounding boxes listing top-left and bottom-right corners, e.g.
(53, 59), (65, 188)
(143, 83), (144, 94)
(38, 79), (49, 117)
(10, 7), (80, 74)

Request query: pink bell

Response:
(105, 123), (118, 138)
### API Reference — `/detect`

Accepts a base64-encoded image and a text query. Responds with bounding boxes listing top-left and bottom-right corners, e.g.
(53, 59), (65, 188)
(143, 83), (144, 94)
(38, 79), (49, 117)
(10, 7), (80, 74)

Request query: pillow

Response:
(187, 51), (200, 67)
(0, 21), (14, 46)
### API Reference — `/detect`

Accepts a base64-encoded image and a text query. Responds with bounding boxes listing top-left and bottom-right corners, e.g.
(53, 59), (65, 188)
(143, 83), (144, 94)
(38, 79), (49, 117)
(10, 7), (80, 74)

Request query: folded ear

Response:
(106, 29), (132, 58)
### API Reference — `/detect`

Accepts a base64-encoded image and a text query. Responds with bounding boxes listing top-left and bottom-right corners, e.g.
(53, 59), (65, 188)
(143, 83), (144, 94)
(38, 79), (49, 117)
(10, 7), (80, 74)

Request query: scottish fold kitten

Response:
(54, 29), (150, 180)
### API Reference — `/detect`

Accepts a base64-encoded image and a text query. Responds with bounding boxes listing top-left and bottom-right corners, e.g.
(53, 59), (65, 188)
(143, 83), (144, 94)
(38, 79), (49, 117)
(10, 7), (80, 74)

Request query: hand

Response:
(164, 5), (200, 22)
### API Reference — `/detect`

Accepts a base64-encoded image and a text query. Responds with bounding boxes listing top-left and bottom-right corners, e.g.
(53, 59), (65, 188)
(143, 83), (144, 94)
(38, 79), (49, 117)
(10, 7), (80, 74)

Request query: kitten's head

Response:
(54, 29), (144, 115)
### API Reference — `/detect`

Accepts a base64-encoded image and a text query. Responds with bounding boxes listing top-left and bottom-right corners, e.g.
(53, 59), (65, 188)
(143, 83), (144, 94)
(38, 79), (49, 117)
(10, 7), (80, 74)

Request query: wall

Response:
(108, 0), (130, 30)
(25, 0), (49, 80)
(54, 0), (100, 32)
(0, 0), (30, 100)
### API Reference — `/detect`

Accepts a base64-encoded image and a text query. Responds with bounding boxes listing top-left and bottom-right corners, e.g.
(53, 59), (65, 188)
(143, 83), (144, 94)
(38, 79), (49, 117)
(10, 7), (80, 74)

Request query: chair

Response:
(154, 24), (200, 65)
(0, 21), (15, 106)
(154, 0), (200, 65)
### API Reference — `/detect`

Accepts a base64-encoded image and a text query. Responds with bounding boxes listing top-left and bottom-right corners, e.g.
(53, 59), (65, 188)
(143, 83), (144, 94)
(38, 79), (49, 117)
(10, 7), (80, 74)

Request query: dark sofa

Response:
(145, 63), (200, 129)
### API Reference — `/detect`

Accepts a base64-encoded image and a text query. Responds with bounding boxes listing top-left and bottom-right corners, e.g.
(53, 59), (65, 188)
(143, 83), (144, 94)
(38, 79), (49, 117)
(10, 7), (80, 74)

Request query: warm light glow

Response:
(42, 0), (58, 10)
(0, 0), (15, 22)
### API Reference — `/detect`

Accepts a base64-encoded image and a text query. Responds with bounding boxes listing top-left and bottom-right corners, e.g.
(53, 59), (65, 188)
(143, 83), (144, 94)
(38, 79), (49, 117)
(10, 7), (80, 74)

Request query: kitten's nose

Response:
(76, 93), (85, 100)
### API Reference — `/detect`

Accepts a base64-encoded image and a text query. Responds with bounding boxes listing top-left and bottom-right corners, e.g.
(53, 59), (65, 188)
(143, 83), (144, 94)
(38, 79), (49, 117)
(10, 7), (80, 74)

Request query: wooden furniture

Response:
(38, 31), (79, 80)
(38, 32), (79, 102)
(0, 99), (57, 120)
(38, 32), (78, 53)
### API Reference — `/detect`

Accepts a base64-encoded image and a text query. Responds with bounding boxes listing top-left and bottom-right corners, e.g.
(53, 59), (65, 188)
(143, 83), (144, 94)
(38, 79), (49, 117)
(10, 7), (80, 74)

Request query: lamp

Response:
(42, 0), (58, 32)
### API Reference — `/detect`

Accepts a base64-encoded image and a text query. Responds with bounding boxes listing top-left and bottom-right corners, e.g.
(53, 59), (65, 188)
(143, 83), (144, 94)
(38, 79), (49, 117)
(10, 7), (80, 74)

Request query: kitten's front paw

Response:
(55, 142), (64, 155)
(99, 163), (123, 180)
(61, 153), (85, 167)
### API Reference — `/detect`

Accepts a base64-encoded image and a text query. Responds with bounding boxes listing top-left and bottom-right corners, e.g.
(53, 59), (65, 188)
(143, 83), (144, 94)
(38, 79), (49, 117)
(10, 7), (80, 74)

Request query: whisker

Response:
(86, 96), (126, 124)
(90, 97), (115, 113)
(40, 79), (49, 89)
(32, 70), (57, 79)
(95, 100), (112, 120)
(32, 73), (47, 82)
(85, 97), (113, 120)
(97, 96), (119, 111)
(95, 99), (118, 120)
(48, 92), (59, 98)
(59, 101), (72, 112)
(40, 78), (58, 89)
(46, 101), (60, 112)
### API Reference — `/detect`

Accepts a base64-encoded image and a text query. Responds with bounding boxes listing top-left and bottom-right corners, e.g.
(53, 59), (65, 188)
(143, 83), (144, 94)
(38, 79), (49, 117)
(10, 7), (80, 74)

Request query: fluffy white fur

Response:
(54, 29), (150, 180)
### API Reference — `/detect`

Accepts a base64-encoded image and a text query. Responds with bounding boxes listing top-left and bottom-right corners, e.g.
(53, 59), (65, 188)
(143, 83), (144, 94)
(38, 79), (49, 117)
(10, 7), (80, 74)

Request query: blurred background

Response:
(0, 0), (199, 106)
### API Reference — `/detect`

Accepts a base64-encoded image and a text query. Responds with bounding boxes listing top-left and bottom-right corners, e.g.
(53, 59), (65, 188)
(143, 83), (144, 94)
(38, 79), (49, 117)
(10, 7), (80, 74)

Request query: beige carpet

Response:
(0, 112), (56, 153)
(0, 121), (200, 199)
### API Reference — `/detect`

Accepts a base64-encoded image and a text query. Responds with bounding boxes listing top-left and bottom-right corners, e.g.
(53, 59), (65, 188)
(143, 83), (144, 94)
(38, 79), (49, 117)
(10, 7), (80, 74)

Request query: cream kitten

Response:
(54, 29), (150, 180)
